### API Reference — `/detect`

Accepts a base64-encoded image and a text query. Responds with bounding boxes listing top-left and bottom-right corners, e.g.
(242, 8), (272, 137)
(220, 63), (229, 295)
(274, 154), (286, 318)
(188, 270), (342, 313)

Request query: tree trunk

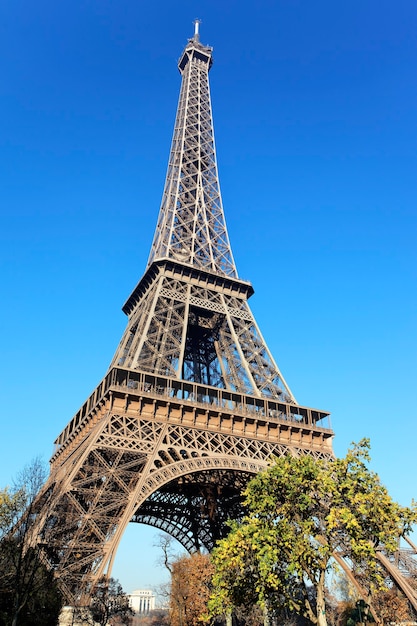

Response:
(316, 571), (327, 626)
(11, 592), (22, 626)
(263, 601), (271, 626)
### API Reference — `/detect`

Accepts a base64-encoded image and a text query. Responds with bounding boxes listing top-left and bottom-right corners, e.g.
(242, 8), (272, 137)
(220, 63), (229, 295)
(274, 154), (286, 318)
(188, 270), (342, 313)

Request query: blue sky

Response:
(1, 0), (416, 595)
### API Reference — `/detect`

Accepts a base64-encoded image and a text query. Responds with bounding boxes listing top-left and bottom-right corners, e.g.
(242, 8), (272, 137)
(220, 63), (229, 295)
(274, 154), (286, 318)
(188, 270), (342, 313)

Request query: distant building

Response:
(129, 589), (156, 614)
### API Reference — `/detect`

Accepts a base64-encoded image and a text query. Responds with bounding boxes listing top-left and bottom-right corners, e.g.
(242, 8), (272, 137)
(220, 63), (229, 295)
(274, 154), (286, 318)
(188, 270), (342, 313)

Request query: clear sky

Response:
(1, 0), (416, 597)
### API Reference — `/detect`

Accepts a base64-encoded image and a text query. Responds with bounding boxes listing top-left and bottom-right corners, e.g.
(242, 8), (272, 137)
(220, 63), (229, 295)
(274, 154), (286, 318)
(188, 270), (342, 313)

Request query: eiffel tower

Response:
(33, 22), (334, 603)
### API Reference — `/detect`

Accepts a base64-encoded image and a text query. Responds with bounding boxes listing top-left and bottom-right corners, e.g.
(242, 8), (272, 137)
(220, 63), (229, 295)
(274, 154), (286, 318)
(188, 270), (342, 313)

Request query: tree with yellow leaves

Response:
(208, 440), (416, 626)
(170, 552), (214, 626)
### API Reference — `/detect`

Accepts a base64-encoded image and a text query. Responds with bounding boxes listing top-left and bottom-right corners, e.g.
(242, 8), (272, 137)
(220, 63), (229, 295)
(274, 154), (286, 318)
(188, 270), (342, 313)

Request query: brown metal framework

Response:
(39, 368), (332, 601)
(28, 24), (417, 613)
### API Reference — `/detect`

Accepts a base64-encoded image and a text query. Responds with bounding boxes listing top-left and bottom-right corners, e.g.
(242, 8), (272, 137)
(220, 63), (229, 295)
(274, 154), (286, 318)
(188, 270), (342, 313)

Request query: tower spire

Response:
(193, 18), (201, 42)
(147, 25), (236, 278)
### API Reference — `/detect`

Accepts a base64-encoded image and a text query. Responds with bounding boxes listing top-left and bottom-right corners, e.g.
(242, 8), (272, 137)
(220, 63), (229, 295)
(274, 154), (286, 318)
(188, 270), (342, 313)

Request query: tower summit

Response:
(148, 20), (231, 277)
(29, 26), (334, 603)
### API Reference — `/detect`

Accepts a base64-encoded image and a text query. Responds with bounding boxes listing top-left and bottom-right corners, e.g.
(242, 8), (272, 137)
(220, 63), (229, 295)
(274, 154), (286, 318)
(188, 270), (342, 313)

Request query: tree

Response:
(155, 533), (180, 576)
(154, 532), (184, 611)
(170, 552), (214, 626)
(0, 489), (26, 538)
(371, 587), (415, 624)
(90, 576), (134, 626)
(0, 459), (63, 626)
(324, 569), (358, 626)
(208, 441), (417, 626)
(0, 543), (62, 626)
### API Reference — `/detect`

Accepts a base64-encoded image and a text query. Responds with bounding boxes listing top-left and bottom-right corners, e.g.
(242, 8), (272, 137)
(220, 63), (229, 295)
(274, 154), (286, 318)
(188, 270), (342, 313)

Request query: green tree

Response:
(208, 441), (416, 626)
(90, 576), (134, 626)
(0, 542), (62, 626)
(0, 489), (26, 538)
(0, 459), (63, 626)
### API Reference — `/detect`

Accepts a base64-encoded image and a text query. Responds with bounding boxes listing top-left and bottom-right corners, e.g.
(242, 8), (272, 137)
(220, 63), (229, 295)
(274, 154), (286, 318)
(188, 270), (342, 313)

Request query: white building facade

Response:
(128, 589), (156, 614)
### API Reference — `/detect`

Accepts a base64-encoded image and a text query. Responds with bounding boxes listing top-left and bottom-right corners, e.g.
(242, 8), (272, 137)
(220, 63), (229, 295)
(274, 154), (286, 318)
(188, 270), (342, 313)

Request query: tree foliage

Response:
(170, 552), (214, 626)
(0, 459), (63, 626)
(0, 489), (26, 539)
(208, 441), (417, 626)
(0, 541), (62, 626)
(371, 587), (415, 624)
(90, 576), (134, 626)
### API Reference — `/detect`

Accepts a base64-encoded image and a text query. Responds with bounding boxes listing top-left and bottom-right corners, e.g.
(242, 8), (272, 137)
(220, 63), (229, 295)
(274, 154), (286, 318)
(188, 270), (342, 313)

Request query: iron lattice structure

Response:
(109, 30), (293, 401)
(27, 25), (417, 613)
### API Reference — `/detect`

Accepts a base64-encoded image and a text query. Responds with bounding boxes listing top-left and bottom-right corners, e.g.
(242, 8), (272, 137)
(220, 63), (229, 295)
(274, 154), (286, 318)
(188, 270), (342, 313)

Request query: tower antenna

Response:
(193, 18), (201, 42)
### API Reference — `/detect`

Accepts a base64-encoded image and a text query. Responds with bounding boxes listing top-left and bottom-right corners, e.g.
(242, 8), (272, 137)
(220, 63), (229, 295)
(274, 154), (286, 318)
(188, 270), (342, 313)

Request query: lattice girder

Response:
(147, 36), (236, 277)
(29, 372), (333, 600)
(42, 371), (416, 612)
(133, 469), (253, 552)
(111, 260), (296, 401)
